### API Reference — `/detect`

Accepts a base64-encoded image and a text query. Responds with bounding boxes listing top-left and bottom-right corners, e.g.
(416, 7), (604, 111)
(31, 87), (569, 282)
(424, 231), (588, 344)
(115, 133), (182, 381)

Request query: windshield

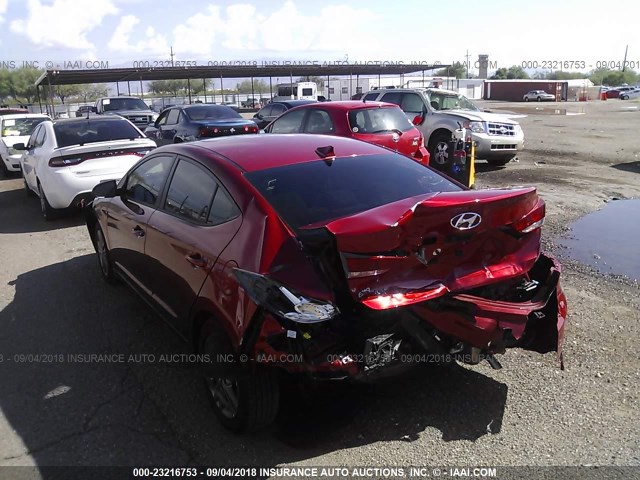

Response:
(2, 117), (48, 137)
(185, 105), (241, 121)
(246, 153), (461, 230)
(54, 119), (143, 147)
(348, 107), (413, 133)
(102, 98), (150, 112)
(428, 91), (479, 112)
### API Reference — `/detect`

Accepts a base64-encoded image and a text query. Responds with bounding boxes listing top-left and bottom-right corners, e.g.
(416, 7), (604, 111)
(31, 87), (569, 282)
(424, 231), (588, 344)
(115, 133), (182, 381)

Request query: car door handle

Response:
(132, 225), (145, 237)
(185, 253), (208, 269)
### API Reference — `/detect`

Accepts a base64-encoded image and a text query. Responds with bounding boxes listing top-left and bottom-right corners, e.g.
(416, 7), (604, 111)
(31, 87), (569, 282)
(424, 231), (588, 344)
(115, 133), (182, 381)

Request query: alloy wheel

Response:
(96, 229), (109, 276)
(206, 377), (240, 419)
(434, 142), (449, 165)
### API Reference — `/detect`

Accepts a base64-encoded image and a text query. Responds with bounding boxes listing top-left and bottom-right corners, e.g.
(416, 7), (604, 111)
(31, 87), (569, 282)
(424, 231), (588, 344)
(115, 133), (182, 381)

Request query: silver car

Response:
(523, 90), (555, 102)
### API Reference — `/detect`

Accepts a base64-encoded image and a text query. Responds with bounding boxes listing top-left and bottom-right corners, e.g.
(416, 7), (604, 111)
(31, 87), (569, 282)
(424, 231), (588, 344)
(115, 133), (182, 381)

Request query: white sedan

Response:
(0, 113), (50, 176)
(619, 89), (640, 100)
(523, 90), (556, 102)
(16, 116), (156, 220)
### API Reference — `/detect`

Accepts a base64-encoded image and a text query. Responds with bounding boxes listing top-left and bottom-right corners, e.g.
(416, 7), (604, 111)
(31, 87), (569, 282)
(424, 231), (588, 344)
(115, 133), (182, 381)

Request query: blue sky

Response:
(0, 0), (638, 74)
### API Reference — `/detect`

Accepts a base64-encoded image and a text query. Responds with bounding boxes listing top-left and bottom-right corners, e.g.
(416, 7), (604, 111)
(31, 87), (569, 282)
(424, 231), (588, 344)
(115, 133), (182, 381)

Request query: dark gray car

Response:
(252, 100), (317, 129)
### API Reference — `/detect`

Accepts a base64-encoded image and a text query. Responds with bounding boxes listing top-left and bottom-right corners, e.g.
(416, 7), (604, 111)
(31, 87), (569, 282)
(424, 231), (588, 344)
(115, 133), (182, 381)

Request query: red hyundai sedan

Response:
(86, 134), (566, 432)
(263, 101), (430, 163)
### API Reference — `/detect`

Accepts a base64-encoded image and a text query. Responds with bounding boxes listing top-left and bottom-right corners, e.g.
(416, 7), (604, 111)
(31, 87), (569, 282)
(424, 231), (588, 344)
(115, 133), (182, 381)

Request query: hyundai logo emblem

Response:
(450, 212), (482, 230)
(392, 133), (400, 143)
(230, 128), (236, 133)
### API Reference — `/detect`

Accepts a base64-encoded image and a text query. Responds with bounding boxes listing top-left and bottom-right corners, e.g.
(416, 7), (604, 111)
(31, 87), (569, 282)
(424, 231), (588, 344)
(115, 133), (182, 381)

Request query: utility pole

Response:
(465, 50), (471, 79)
(170, 46), (175, 67)
(622, 45), (628, 72)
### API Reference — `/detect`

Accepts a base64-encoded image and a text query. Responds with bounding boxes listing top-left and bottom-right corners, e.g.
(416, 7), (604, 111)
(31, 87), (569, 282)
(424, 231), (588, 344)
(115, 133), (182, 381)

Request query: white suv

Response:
(16, 116), (156, 219)
(362, 88), (524, 166)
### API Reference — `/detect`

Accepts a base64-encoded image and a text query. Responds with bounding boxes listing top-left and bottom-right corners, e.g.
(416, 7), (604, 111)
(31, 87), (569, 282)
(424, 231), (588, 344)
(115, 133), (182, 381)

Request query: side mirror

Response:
(92, 179), (118, 198)
(12, 143), (26, 150)
(412, 115), (423, 126)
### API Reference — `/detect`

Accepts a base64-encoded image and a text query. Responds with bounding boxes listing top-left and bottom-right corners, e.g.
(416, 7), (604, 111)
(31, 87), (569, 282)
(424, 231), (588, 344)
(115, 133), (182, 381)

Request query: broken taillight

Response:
(512, 199), (545, 233)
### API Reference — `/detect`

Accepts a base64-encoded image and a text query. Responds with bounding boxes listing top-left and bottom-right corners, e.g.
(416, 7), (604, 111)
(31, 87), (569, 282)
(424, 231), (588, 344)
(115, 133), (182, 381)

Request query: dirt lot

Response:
(0, 100), (638, 475)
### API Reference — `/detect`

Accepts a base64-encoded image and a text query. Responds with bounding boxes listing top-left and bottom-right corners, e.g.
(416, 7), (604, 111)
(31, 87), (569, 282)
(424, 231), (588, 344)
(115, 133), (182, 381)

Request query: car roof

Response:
(52, 115), (130, 125)
(186, 134), (387, 173)
(271, 100), (317, 107)
(291, 100), (391, 111)
(1, 113), (49, 120)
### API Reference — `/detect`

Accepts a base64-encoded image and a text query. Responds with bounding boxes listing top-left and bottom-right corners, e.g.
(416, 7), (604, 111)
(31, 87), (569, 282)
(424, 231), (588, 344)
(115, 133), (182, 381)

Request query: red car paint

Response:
(264, 101), (430, 163)
(88, 134), (565, 384)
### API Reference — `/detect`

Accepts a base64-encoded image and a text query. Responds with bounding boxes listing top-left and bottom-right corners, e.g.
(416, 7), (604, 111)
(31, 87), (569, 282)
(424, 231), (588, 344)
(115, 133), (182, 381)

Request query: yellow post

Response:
(468, 141), (476, 188)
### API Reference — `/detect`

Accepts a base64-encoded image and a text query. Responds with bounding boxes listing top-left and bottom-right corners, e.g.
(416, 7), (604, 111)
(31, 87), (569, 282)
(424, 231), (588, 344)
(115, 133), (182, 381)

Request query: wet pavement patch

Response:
(557, 199), (640, 281)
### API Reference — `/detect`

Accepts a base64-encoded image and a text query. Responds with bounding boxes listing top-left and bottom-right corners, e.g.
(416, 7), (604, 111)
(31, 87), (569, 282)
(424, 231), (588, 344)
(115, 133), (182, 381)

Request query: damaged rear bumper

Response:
(249, 253), (567, 380)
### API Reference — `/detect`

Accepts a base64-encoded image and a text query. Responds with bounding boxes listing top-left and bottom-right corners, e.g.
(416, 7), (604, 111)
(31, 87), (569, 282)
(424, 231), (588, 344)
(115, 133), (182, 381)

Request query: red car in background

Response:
(263, 101), (430, 164)
(86, 135), (566, 432)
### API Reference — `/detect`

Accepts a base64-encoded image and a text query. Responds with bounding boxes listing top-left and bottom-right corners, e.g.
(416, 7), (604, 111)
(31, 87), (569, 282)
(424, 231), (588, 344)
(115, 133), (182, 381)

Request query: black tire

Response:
(536, 97), (541, 102)
(199, 323), (279, 433)
(487, 158), (512, 167)
(524, 97), (529, 102)
(37, 181), (58, 220)
(428, 132), (451, 168)
(94, 223), (118, 284)
(0, 158), (8, 178)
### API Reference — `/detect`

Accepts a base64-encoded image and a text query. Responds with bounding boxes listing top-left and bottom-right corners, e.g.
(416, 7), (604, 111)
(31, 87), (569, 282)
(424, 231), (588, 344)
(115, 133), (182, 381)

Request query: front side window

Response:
(270, 104), (286, 115)
(125, 155), (175, 205)
(303, 110), (334, 134)
(400, 93), (426, 116)
(34, 124), (47, 147)
(164, 160), (217, 223)
(363, 92), (379, 101)
(258, 105), (273, 117)
(165, 109), (180, 125)
(269, 109), (306, 134)
(428, 92), (479, 112)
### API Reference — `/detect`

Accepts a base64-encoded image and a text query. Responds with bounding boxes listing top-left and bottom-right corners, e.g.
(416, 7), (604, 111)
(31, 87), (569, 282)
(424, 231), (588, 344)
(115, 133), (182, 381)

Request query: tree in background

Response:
(56, 84), (82, 104)
(2, 67), (42, 103)
(435, 62), (467, 79)
(148, 79), (189, 96)
(236, 79), (268, 94)
(589, 67), (639, 86)
(491, 66), (530, 80)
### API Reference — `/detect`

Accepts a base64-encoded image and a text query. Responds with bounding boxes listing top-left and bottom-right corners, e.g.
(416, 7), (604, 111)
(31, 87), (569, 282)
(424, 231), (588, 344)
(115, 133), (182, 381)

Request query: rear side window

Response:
(269, 109), (306, 133)
(125, 155), (175, 205)
(54, 119), (142, 147)
(246, 153), (461, 229)
(380, 92), (403, 106)
(165, 160), (217, 223)
(164, 159), (239, 225)
(348, 107), (413, 133)
(303, 110), (334, 134)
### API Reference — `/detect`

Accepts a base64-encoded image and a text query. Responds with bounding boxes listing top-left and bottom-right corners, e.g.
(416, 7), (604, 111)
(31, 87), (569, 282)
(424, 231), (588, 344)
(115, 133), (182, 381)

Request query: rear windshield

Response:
(54, 119), (143, 147)
(2, 117), (48, 137)
(184, 106), (241, 121)
(102, 98), (149, 112)
(348, 107), (413, 134)
(246, 153), (462, 229)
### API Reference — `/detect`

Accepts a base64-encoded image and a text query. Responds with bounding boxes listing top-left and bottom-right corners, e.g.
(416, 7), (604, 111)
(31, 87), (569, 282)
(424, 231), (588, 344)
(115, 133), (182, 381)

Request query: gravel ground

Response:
(0, 99), (638, 478)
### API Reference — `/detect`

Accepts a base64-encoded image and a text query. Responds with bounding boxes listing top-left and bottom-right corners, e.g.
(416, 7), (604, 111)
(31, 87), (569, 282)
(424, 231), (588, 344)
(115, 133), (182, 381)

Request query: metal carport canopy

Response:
(34, 63), (448, 86)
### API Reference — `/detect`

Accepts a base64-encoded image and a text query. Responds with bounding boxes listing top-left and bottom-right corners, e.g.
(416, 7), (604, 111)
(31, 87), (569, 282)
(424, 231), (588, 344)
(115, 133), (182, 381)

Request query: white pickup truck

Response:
(362, 88), (524, 166)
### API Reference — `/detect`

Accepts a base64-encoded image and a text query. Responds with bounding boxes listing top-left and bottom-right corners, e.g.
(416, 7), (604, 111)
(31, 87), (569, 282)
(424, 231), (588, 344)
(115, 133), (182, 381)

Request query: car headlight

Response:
(466, 121), (486, 133)
(232, 268), (338, 324)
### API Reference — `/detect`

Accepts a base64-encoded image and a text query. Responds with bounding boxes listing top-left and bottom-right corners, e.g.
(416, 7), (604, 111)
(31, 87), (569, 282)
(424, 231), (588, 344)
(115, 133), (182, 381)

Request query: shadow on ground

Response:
(0, 254), (507, 476)
(611, 161), (640, 174)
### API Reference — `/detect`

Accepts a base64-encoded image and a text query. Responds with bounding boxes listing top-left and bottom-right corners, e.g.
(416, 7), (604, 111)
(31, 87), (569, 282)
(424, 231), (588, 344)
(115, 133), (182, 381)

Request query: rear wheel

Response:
(38, 182), (58, 220)
(428, 132), (451, 167)
(94, 223), (118, 284)
(199, 323), (279, 433)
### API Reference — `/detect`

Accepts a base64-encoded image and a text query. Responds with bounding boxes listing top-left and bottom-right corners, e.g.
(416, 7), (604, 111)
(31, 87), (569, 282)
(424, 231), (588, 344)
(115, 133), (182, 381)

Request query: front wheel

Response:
(524, 97), (529, 102)
(199, 324), (280, 433)
(536, 97), (541, 102)
(428, 132), (451, 167)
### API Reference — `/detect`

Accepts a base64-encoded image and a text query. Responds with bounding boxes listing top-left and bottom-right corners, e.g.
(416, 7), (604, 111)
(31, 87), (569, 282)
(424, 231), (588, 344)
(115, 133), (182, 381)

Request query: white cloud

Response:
(170, 1), (378, 58)
(9, 0), (118, 49)
(0, 0), (8, 24)
(107, 14), (169, 54)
